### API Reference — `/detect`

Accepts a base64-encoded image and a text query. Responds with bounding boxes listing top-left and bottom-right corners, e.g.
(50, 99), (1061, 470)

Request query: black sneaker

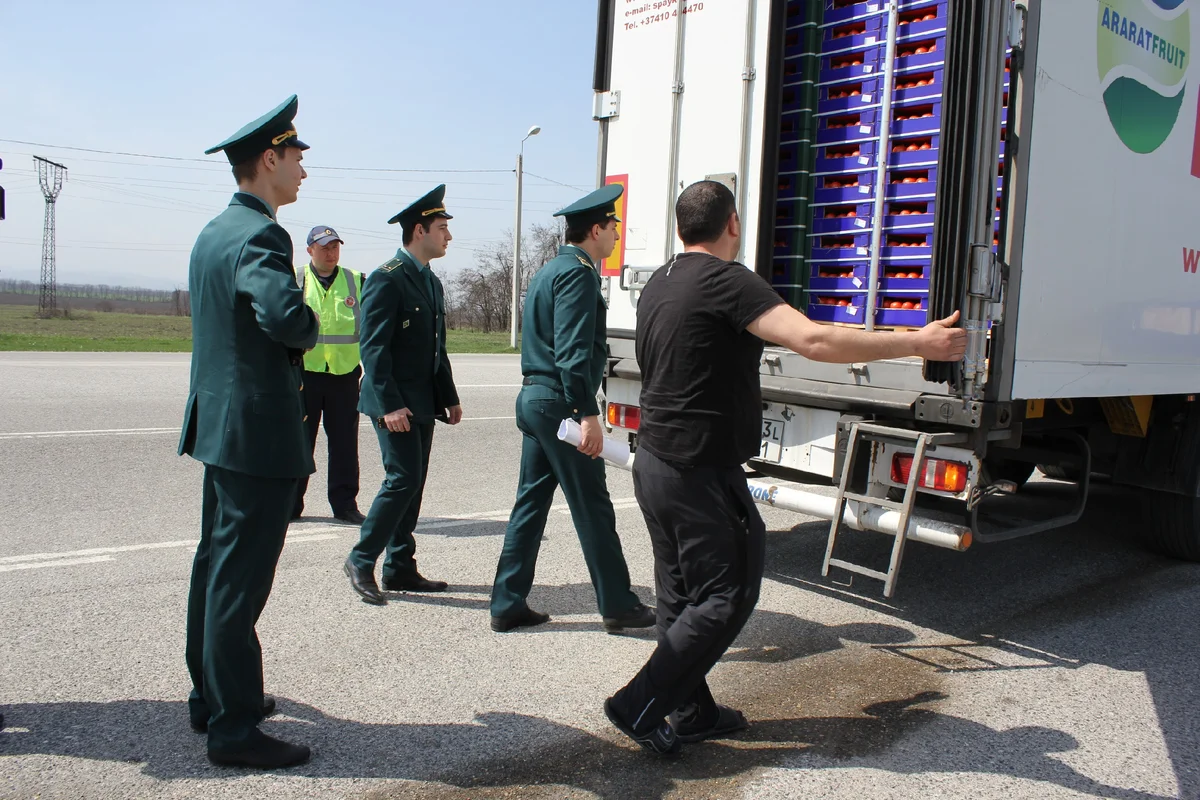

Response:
(602, 602), (656, 633)
(604, 698), (680, 757)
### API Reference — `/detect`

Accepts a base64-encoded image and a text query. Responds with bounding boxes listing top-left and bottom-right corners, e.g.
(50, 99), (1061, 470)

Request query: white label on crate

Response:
(855, 218), (868, 228)
(847, 306), (859, 316)
(862, 94), (873, 104)
(859, 125), (871, 134)
(857, 247), (869, 255)
(859, 185), (871, 194)
(868, 3), (879, 10)
(866, 36), (877, 45)
(864, 65), (874, 73)
(853, 277), (864, 288)
(857, 156), (870, 165)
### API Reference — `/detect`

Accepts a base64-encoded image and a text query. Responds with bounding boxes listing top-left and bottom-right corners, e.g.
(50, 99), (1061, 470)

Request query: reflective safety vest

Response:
(297, 264), (363, 375)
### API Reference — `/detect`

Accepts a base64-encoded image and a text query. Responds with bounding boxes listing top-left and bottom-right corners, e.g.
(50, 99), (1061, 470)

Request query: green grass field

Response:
(0, 305), (517, 354)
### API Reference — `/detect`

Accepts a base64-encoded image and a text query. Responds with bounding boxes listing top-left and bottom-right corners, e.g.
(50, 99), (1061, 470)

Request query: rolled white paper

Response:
(556, 418), (632, 468)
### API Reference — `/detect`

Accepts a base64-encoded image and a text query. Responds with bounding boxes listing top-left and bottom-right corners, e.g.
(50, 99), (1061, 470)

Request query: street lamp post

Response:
(511, 124), (541, 350)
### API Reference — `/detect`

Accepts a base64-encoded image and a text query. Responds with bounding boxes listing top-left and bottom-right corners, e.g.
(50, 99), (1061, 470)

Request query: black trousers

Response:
(295, 366), (362, 516)
(609, 448), (766, 734)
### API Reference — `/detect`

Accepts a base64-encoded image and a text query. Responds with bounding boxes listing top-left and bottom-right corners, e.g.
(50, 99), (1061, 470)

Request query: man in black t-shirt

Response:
(603, 180), (966, 756)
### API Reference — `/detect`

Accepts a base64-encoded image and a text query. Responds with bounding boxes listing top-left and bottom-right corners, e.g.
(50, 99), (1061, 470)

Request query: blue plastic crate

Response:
(815, 139), (878, 173)
(810, 261), (870, 291)
(884, 200), (935, 228)
(896, 1), (948, 38)
(809, 295), (868, 324)
(875, 301), (929, 327)
(885, 165), (937, 199)
(819, 44), (886, 83)
(821, 0), (887, 26)
(878, 261), (931, 291)
(814, 172), (877, 204)
(773, 227), (805, 257)
(892, 101), (942, 135)
(823, 15), (885, 50)
(818, 77), (882, 113)
(779, 110), (812, 142)
(811, 203), (875, 234)
(887, 133), (939, 167)
(880, 228), (933, 259)
(893, 67), (944, 104)
(811, 230), (873, 261)
(894, 37), (945, 69)
(816, 107), (881, 144)
(782, 57), (818, 86)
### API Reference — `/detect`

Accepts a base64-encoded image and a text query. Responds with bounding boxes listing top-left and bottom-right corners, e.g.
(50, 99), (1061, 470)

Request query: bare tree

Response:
(444, 219), (566, 333)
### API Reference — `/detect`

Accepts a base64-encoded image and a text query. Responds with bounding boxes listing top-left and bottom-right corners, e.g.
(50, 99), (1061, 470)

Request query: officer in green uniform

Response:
(179, 95), (317, 769)
(344, 185), (462, 606)
(489, 184), (655, 634)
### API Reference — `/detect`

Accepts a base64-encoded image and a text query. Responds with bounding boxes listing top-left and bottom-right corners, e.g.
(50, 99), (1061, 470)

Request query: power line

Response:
(524, 171), (592, 192)
(0, 138), (511, 174)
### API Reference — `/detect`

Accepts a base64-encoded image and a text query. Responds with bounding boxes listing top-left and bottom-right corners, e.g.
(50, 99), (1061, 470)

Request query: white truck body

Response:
(592, 0), (1200, 581)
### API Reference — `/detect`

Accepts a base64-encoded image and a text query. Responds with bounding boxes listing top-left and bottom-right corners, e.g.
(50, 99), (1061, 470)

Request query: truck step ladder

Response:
(823, 422), (932, 598)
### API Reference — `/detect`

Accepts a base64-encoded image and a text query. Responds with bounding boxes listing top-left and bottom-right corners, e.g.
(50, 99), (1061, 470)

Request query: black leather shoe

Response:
(490, 607), (550, 633)
(344, 559), (387, 605)
(191, 696), (277, 734)
(604, 698), (680, 757)
(381, 572), (448, 592)
(603, 602), (656, 633)
(333, 508), (367, 525)
(208, 731), (310, 769)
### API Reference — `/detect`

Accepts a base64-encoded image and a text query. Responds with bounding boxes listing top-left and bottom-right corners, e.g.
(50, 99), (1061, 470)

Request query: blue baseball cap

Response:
(307, 226), (344, 247)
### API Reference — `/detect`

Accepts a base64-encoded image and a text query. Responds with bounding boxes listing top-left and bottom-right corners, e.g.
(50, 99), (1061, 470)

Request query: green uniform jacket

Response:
(178, 192), (320, 479)
(358, 248), (459, 424)
(521, 244), (606, 420)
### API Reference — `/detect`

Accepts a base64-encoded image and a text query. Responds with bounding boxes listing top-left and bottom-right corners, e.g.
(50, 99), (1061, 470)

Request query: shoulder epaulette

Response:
(378, 257), (404, 273)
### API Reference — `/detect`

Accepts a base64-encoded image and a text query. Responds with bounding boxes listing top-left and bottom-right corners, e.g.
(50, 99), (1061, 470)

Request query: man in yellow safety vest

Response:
(292, 225), (367, 524)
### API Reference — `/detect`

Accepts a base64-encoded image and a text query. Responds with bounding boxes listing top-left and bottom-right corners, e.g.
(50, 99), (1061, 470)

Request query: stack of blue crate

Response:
(781, 0), (1010, 328)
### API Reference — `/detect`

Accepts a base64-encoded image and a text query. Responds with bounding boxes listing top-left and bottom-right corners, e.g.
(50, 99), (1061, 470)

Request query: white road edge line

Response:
(0, 556), (116, 573)
(0, 499), (642, 567)
(1, 416), (516, 440)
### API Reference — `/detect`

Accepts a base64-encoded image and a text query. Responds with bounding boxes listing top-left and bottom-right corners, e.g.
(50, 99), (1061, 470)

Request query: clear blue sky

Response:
(0, 1), (601, 289)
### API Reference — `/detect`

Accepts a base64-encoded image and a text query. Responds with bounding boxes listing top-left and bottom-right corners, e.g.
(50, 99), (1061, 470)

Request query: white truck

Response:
(589, 0), (1200, 595)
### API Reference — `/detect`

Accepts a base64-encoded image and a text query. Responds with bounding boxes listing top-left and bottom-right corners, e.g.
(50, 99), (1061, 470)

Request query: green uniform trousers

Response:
(186, 465), (297, 750)
(490, 385), (639, 619)
(349, 422), (434, 579)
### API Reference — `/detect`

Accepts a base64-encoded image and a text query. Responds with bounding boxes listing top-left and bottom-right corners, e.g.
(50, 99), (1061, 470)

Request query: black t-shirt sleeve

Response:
(710, 261), (786, 332)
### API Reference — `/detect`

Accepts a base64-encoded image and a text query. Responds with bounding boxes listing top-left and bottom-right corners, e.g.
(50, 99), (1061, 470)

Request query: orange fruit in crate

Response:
(902, 301), (916, 309)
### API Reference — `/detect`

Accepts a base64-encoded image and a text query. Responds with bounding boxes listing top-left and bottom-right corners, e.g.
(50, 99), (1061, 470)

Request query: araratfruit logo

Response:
(1098, 0), (1190, 154)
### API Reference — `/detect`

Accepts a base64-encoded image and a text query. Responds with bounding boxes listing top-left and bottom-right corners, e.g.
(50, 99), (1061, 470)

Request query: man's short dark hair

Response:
(232, 145), (288, 185)
(402, 219), (434, 246)
(564, 209), (615, 245)
(675, 180), (737, 245)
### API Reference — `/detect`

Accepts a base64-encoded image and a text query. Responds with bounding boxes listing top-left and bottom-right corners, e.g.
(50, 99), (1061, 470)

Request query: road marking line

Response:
(0, 539), (197, 565)
(0, 556), (116, 573)
(0, 427), (179, 440)
(0, 499), (640, 567)
(1, 416), (517, 440)
(286, 534), (339, 544)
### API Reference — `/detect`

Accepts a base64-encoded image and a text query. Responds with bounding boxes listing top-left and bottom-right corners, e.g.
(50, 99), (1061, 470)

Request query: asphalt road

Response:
(0, 352), (1197, 800)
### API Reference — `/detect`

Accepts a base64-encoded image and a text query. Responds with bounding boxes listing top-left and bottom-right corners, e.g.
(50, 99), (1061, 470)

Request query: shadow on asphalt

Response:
(0, 690), (1168, 800)
(764, 480), (1198, 800)
(1, 485), (1191, 799)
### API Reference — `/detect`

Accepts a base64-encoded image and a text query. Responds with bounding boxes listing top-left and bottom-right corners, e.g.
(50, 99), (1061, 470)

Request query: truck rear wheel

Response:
(1037, 464), (1081, 482)
(1143, 491), (1200, 562)
(987, 459), (1035, 488)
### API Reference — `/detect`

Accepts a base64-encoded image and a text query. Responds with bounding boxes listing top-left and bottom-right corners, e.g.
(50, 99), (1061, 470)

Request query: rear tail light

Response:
(891, 453), (968, 493)
(607, 402), (641, 431)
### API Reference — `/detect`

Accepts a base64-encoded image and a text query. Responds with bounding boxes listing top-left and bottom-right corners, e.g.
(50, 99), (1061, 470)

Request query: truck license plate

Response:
(759, 416), (785, 463)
